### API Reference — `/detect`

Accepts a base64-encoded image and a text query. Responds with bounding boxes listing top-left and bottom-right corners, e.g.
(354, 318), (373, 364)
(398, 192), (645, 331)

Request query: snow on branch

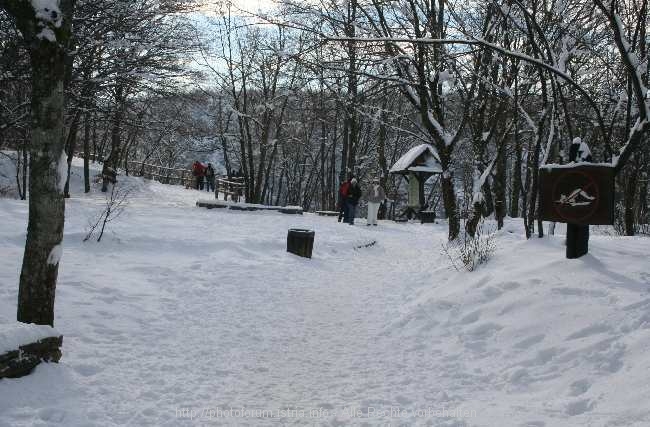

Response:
(30, 0), (63, 42)
(593, 0), (650, 172)
(325, 35), (603, 121)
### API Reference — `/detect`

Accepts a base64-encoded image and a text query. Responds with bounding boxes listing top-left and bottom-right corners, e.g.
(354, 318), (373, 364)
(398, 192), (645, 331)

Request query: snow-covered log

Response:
(0, 323), (62, 379)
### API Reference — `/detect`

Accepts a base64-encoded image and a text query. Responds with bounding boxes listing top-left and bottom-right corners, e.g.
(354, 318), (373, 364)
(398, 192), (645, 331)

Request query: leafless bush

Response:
(613, 202), (626, 235)
(442, 218), (496, 272)
(0, 184), (16, 198)
(84, 183), (132, 242)
(613, 202), (650, 236)
(639, 223), (650, 236)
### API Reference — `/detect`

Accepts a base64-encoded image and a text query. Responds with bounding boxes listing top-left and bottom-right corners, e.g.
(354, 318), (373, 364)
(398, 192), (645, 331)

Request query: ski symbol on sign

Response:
(555, 188), (596, 207)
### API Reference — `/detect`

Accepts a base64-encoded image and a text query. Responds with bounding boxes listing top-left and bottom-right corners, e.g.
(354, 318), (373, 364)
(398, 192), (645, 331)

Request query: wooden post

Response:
(418, 172), (425, 211)
(566, 223), (589, 258)
(565, 141), (591, 259)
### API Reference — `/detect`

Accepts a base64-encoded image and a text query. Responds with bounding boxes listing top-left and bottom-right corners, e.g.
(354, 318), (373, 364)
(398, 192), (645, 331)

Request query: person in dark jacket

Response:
(345, 177), (362, 225)
(205, 163), (215, 192)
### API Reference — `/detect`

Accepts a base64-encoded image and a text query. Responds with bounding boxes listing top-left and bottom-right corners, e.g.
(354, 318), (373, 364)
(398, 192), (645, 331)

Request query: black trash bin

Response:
(420, 211), (436, 224)
(287, 229), (315, 258)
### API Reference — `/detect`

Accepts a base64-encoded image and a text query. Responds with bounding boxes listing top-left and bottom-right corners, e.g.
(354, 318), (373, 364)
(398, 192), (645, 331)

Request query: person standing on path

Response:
(338, 178), (351, 222)
(366, 178), (385, 226)
(205, 163), (215, 192)
(192, 161), (205, 190)
(345, 177), (362, 225)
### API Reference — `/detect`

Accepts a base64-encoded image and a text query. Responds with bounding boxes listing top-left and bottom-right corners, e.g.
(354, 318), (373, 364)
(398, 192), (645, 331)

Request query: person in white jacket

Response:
(366, 178), (386, 226)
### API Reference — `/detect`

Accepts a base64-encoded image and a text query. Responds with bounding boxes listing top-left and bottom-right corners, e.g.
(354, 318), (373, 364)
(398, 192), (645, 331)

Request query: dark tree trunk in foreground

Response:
(510, 135), (522, 218)
(624, 165), (639, 236)
(0, 0), (74, 326)
(440, 148), (459, 240)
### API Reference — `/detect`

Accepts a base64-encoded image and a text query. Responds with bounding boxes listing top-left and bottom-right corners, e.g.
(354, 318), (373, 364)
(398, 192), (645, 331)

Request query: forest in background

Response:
(1, 0), (649, 241)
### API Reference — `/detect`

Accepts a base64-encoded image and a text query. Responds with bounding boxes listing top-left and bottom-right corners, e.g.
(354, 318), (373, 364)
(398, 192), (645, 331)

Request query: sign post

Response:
(539, 164), (615, 259)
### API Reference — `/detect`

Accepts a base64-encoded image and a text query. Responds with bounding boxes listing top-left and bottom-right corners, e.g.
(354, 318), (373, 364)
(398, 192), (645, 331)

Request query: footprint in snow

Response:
(566, 323), (612, 340)
(72, 363), (104, 377)
(569, 379), (591, 396)
(565, 398), (595, 416)
(37, 408), (66, 423)
(460, 310), (481, 325)
(482, 286), (504, 302)
(514, 334), (546, 350)
(501, 281), (522, 291)
(551, 287), (608, 298)
(508, 367), (531, 385)
(466, 322), (502, 338)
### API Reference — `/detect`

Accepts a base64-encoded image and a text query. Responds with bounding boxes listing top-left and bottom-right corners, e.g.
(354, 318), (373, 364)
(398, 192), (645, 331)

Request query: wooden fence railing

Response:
(125, 160), (246, 202)
(214, 176), (245, 201)
(126, 160), (193, 187)
(75, 152), (246, 201)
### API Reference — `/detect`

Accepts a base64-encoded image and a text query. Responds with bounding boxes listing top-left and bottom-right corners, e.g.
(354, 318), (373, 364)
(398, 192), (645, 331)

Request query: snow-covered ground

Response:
(1, 157), (650, 426)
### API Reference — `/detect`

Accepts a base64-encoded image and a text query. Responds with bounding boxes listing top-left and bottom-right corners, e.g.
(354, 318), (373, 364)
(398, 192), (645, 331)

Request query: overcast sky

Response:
(200, 0), (278, 15)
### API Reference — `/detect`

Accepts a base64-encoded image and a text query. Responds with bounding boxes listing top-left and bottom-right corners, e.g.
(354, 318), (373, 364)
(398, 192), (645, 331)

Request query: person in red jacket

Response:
(337, 178), (351, 222)
(192, 161), (205, 190)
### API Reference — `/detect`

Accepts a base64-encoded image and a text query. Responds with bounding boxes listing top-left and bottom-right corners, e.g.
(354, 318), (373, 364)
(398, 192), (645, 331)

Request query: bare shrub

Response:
(0, 184), (17, 198)
(84, 183), (132, 242)
(442, 218), (496, 272)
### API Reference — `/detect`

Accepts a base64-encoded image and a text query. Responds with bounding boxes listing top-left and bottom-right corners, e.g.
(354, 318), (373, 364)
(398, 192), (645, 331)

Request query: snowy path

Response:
(1, 178), (451, 426)
(2, 164), (650, 426)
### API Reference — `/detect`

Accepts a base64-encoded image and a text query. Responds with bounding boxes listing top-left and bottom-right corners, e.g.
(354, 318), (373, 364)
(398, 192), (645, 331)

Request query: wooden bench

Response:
(279, 207), (303, 215)
(196, 200), (229, 209)
(196, 200), (303, 215)
(315, 210), (340, 217)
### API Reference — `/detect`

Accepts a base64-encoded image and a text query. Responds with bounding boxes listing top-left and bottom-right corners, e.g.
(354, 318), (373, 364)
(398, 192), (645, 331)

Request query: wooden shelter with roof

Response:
(389, 144), (443, 218)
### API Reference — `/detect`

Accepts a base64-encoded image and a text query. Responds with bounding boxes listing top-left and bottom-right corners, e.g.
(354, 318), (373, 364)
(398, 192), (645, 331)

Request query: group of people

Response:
(191, 161), (215, 192)
(338, 176), (386, 226)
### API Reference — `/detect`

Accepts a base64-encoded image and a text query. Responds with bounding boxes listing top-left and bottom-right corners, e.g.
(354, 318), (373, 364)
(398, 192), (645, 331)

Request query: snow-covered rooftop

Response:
(389, 144), (443, 174)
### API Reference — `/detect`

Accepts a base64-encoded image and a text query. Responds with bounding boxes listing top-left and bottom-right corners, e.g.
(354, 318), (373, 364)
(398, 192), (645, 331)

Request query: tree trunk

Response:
(494, 144), (507, 229)
(102, 83), (125, 192)
(441, 172), (459, 240)
(63, 112), (80, 198)
(637, 170), (648, 227)
(466, 200), (483, 237)
(21, 130), (28, 200)
(13, 0), (74, 326)
(83, 111), (91, 193)
(377, 105), (389, 219)
(624, 166), (638, 236)
(479, 179), (492, 217)
(439, 141), (460, 240)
